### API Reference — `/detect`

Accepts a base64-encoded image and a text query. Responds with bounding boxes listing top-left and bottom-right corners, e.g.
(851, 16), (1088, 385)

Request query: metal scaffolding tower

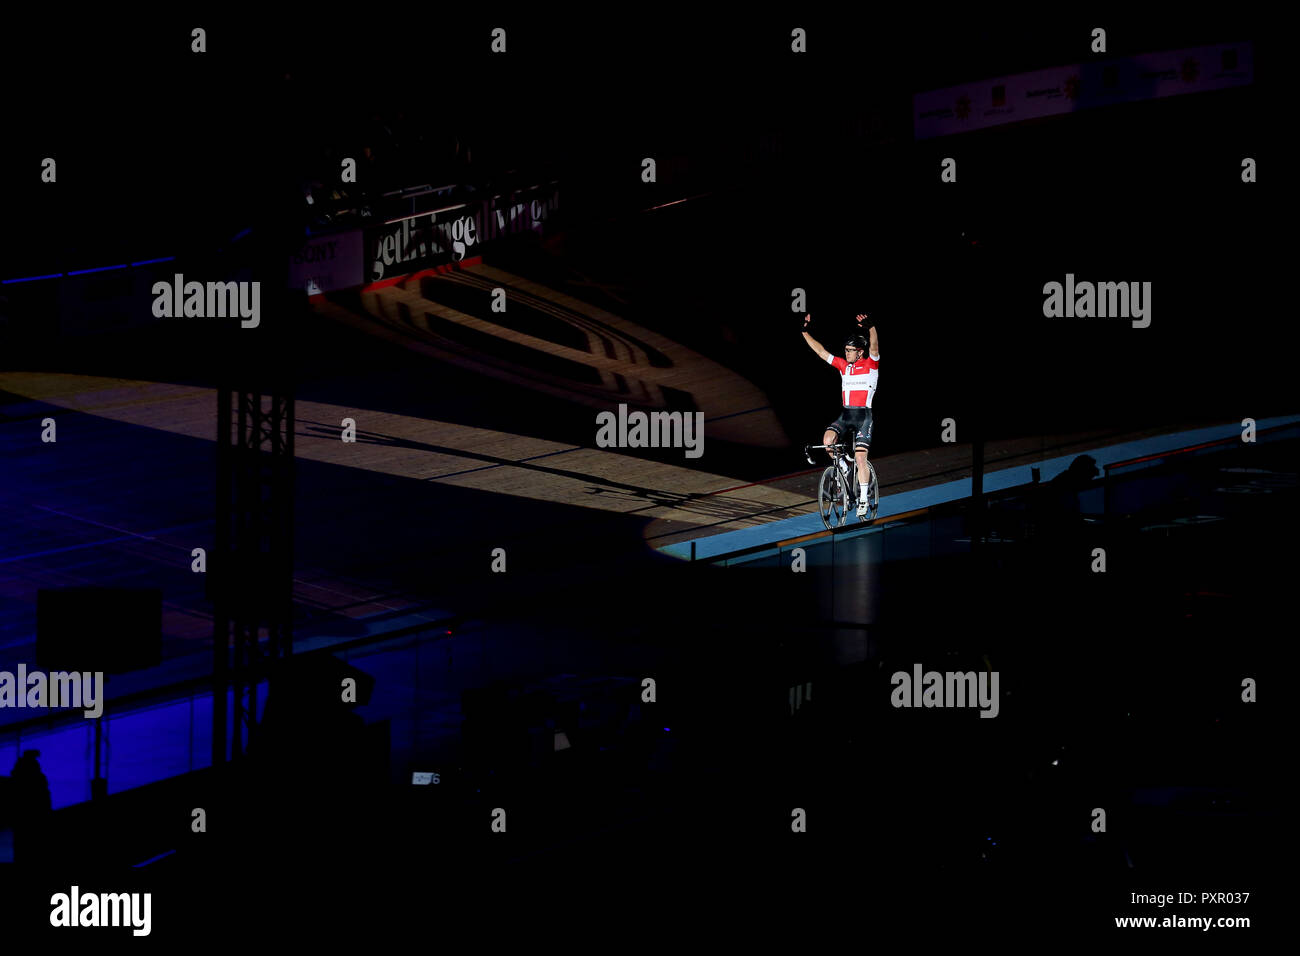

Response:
(209, 223), (300, 767)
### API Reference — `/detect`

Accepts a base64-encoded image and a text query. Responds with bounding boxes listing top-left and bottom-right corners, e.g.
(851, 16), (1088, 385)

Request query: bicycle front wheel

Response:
(819, 466), (850, 529)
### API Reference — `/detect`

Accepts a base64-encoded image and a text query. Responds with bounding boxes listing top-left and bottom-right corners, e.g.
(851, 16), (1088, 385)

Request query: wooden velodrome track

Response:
(0, 260), (1230, 678)
(329, 262), (791, 447)
(2, 261), (1231, 554)
(0, 261), (807, 673)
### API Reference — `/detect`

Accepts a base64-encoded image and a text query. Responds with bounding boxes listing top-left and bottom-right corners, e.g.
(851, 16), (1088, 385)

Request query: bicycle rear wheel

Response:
(819, 466), (850, 529)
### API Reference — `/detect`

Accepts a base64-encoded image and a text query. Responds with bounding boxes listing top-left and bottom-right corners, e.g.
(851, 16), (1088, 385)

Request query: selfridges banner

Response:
(366, 185), (561, 283)
(914, 41), (1253, 139)
(288, 229), (364, 295)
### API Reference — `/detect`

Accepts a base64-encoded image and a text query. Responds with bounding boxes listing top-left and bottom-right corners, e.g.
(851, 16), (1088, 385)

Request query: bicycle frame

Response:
(805, 442), (878, 528)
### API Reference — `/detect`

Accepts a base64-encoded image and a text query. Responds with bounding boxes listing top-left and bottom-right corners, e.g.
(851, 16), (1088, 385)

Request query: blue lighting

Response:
(67, 263), (128, 276)
(132, 849), (177, 867)
(2, 256), (176, 282)
(2, 272), (63, 284)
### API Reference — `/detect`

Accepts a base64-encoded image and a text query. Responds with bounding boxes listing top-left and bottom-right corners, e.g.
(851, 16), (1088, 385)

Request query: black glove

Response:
(802, 314), (812, 331)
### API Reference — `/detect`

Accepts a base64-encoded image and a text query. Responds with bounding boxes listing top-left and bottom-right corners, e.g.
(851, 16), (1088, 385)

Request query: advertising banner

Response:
(288, 229), (364, 295)
(914, 42), (1253, 139)
(364, 184), (561, 283)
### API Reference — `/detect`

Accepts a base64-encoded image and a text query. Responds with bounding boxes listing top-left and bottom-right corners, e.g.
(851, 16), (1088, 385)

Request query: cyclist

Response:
(802, 313), (879, 517)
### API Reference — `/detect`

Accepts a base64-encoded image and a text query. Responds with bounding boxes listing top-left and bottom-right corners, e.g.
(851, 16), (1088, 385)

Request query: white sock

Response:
(860, 482), (869, 497)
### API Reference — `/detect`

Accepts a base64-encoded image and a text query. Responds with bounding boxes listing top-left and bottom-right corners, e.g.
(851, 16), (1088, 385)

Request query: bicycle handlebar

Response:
(804, 442), (852, 464)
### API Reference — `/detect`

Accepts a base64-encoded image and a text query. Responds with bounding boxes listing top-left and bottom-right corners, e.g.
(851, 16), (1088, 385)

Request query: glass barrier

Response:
(2, 427), (1292, 811)
(0, 616), (652, 810)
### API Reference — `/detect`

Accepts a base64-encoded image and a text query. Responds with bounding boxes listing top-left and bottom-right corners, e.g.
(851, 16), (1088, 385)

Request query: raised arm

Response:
(802, 314), (831, 361)
(856, 314), (879, 359)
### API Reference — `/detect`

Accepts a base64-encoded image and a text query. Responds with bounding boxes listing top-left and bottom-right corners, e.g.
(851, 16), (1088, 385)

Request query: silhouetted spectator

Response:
(1029, 454), (1099, 550)
(358, 144), (387, 200)
(1047, 454), (1099, 489)
(9, 750), (52, 865)
(370, 112), (394, 151)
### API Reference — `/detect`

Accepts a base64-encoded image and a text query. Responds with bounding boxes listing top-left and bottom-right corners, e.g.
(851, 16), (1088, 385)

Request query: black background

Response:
(0, 8), (1285, 944)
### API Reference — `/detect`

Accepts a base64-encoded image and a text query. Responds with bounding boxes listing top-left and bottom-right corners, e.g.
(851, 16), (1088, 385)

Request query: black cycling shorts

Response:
(826, 406), (873, 450)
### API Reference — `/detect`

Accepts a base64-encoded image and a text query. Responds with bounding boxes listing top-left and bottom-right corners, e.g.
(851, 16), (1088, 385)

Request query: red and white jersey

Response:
(827, 353), (879, 407)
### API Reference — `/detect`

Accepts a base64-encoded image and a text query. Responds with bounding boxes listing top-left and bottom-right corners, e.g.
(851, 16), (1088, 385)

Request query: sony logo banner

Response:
(288, 229), (364, 295)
